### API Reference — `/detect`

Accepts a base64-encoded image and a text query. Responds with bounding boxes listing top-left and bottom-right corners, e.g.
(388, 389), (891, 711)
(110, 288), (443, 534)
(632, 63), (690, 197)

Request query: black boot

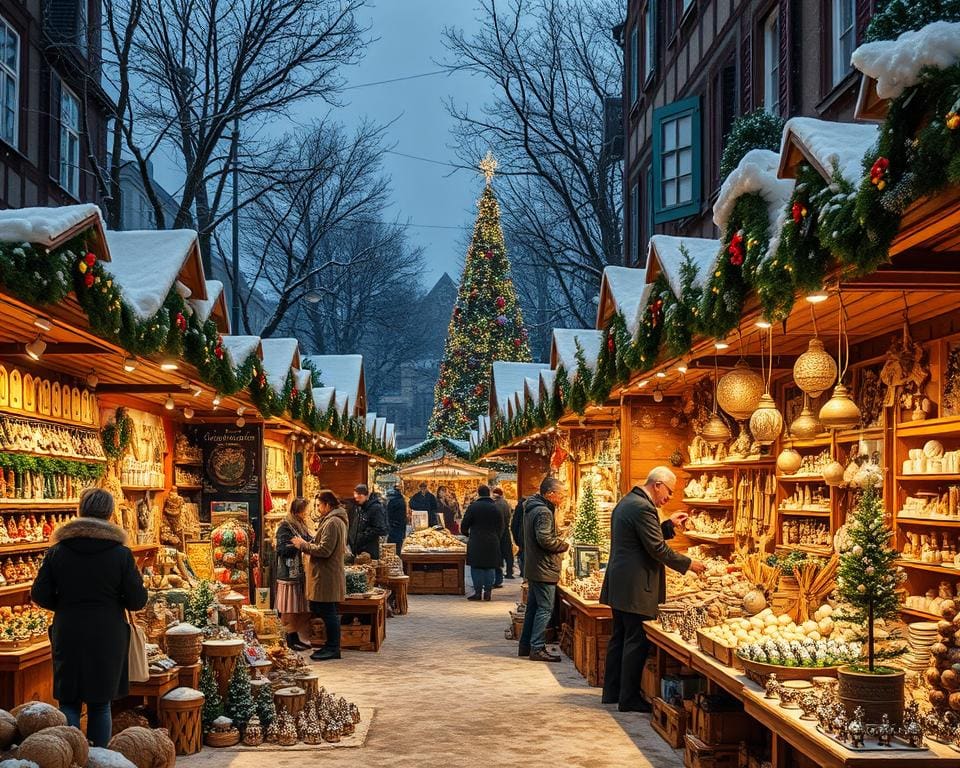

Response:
(467, 591), (483, 601)
(483, 588), (492, 601)
(286, 633), (311, 652)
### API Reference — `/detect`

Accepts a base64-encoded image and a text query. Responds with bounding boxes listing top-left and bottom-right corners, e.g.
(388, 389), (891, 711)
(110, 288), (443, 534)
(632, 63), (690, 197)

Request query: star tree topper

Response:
(479, 151), (498, 187)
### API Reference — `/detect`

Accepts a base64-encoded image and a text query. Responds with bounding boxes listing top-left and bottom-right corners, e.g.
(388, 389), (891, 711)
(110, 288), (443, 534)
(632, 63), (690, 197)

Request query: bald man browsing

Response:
(600, 466), (705, 712)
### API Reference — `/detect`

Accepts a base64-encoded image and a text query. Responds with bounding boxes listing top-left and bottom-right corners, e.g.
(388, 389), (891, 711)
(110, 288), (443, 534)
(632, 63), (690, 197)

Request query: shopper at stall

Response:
(409, 481), (439, 527)
(274, 497), (313, 651)
(600, 466), (706, 712)
(350, 484), (388, 559)
(491, 486), (515, 586)
(31, 488), (148, 747)
(292, 490), (348, 661)
(460, 484), (504, 601)
(437, 485), (460, 534)
(519, 477), (569, 662)
(510, 496), (526, 573)
(386, 484), (408, 553)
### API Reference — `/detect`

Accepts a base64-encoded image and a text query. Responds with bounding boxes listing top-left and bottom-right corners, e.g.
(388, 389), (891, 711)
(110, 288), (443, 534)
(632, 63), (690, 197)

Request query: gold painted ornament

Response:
(716, 360), (765, 421)
(790, 397), (822, 438)
(822, 461), (846, 486)
(794, 338), (838, 398)
(701, 413), (731, 444)
(819, 383), (861, 430)
(749, 393), (784, 446)
(776, 448), (802, 475)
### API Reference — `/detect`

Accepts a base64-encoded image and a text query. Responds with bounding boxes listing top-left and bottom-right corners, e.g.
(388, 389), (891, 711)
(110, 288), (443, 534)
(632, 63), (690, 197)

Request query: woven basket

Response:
(166, 632), (202, 666)
(737, 656), (840, 686)
(205, 728), (240, 747)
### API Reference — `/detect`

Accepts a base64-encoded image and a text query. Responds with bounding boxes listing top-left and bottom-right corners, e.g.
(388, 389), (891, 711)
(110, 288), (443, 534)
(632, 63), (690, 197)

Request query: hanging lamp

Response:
(793, 303), (837, 398)
(702, 352), (731, 444)
(819, 290), (861, 430)
(749, 326), (784, 445)
(790, 394), (822, 438)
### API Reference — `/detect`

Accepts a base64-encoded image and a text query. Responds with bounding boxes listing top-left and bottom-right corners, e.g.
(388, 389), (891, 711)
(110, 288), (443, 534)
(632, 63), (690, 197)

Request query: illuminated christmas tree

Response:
(429, 153), (531, 438)
(573, 482), (602, 546)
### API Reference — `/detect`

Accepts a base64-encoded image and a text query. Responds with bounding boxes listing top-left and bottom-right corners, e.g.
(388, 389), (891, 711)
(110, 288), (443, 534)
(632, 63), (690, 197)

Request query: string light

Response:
(123, 356), (138, 372)
(25, 336), (46, 361)
(160, 359), (179, 371)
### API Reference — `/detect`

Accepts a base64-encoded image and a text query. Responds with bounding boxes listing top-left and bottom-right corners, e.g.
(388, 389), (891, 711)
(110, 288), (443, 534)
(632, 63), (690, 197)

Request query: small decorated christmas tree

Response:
(573, 483), (602, 546)
(224, 660), (256, 728)
(256, 679), (277, 727)
(184, 580), (217, 629)
(836, 481), (905, 671)
(198, 661), (223, 732)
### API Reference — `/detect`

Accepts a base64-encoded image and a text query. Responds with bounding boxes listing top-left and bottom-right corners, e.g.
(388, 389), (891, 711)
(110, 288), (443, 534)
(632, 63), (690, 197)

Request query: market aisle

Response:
(181, 580), (683, 767)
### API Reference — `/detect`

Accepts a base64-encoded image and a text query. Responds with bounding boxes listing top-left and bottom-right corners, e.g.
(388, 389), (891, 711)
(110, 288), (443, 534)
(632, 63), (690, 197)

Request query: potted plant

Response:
(835, 480), (907, 724)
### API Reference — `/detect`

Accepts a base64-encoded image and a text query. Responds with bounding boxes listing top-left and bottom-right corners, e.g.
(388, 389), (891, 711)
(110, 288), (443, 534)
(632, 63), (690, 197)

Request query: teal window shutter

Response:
(652, 95), (701, 223)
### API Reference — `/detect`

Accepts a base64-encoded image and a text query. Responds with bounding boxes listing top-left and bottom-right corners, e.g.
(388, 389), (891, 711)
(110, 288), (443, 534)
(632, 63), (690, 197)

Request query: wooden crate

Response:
(442, 568), (459, 589)
(509, 611), (524, 640)
(691, 700), (754, 746)
(641, 658), (659, 702)
(651, 697), (687, 749)
(684, 734), (740, 768)
(340, 621), (370, 649)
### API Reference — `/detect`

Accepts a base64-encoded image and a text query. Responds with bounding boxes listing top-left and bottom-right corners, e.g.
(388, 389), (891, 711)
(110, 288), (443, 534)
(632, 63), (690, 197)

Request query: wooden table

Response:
(337, 592), (388, 652)
(0, 640), (53, 709)
(377, 574), (410, 615)
(644, 622), (958, 767)
(400, 551), (466, 595)
(557, 586), (612, 687)
(127, 668), (180, 714)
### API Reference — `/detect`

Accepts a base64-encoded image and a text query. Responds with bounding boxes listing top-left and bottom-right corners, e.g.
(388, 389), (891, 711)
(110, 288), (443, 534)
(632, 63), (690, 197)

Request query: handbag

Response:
(127, 610), (150, 683)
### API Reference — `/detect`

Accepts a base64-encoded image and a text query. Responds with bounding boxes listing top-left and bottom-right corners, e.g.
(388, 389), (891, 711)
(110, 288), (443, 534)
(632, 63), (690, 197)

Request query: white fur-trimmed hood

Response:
(51, 516), (128, 545)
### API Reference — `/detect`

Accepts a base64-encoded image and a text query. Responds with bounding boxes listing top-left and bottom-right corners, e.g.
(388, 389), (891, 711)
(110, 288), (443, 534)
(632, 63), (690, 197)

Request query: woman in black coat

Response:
(459, 485), (504, 602)
(31, 488), (148, 747)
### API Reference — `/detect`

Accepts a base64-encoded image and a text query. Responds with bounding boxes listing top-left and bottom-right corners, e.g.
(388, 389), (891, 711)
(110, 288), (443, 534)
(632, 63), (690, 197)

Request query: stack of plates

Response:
(901, 621), (939, 671)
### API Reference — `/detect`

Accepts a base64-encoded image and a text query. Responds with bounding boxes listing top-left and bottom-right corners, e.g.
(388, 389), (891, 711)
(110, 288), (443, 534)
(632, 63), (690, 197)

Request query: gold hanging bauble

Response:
(822, 460), (846, 486)
(793, 338), (838, 399)
(790, 399), (821, 438)
(818, 383), (861, 430)
(749, 393), (784, 446)
(776, 448), (802, 475)
(701, 413), (732, 444)
(716, 360), (765, 421)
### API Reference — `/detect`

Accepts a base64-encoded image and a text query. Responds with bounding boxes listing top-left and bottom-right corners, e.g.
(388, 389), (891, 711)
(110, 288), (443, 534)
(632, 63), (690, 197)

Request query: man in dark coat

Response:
(511, 496), (526, 572)
(350, 484), (388, 559)
(385, 484), (408, 553)
(409, 482), (440, 527)
(519, 476), (569, 662)
(600, 466), (705, 712)
(31, 489), (148, 746)
(460, 484), (504, 601)
(491, 486), (514, 587)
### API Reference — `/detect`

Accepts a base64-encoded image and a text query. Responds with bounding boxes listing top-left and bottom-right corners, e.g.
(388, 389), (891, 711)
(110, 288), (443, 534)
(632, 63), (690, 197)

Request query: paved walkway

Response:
(181, 579), (683, 767)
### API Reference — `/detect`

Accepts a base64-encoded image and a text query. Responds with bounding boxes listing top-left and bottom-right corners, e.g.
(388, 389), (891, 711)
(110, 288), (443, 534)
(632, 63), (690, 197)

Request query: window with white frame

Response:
(832, 0), (856, 86)
(59, 86), (81, 197)
(630, 180), (640, 265)
(630, 25), (639, 105)
(0, 18), (19, 149)
(763, 8), (780, 116)
(653, 96), (700, 222)
(643, 0), (656, 82)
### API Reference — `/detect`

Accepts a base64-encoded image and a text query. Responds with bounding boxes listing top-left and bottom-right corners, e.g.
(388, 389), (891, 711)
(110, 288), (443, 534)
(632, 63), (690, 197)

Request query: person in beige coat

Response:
(292, 490), (347, 661)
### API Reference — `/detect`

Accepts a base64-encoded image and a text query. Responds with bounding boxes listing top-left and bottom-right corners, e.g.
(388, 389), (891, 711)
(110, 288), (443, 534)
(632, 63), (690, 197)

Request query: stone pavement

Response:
(180, 579), (683, 767)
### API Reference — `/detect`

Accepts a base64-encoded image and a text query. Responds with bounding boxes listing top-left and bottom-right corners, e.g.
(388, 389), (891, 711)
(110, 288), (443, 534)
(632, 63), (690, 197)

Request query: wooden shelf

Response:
(778, 474), (829, 482)
(121, 486), (166, 492)
(776, 543), (832, 556)
(0, 406), (96, 431)
(778, 508), (831, 517)
(894, 415), (960, 437)
(682, 498), (734, 507)
(836, 427), (883, 441)
(269, 488), (293, 495)
(682, 463), (735, 471)
(722, 457), (776, 466)
(0, 581), (33, 597)
(896, 559), (960, 575)
(783, 436), (832, 448)
(0, 446), (105, 464)
(900, 606), (942, 621)
(897, 515), (960, 527)
(896, 474), (960, 481)
(0, 500), (77, 509)
(174, 485), (202, 491)
(0, 542), (49, 555)
(131, 544), (159, 553)
(684, 531), (734, 545)
(174, 460), (202, 467)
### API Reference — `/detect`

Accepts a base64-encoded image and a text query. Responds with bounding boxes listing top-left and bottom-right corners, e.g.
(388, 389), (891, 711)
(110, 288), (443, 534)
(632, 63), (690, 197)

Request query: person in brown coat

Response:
(292, 490), (348, 661)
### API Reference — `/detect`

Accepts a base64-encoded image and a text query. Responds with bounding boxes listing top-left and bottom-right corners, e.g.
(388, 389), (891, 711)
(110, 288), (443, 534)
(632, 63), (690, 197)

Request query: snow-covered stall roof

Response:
(188, 280), (229, 332)
(375, 416), (387, 442)
(713, 149), (794, 274)
(490, 361), (550, 418)
(312, 386), (336, 412)
(778, 118), (878, 184)
(103, 230), (207, 320)
(646, 236), (719, 297)
(550, 329), (604, 379)
(301, 355), (365, 416)
(385, 423), (395, 448)
(524, 376), (542, 408)
(334, 390), (350, 417)
(469, 429), (479, 450)
(259, 338), (301, 392)
(595, 266), (648, 336)
(220, 336), (261, 368)
(365, 412), (378, 434)
(0, 204), (107, 253)
(539, 369), (557, 401)
(293, 368), (313, 392)
(479, 414), (490, 441)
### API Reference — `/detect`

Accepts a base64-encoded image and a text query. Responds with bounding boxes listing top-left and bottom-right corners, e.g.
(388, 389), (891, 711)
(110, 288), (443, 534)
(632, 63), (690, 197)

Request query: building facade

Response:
(0, 0), (110, 209)
(622, 0), (878, 265)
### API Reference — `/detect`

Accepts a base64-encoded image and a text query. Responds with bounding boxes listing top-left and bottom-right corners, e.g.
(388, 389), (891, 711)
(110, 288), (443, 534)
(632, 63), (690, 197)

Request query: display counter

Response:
(557, 586), (611, 687)
(337, 592), (388, 652)
(644, 622), (958, 767)
(400, 551), (466, 595)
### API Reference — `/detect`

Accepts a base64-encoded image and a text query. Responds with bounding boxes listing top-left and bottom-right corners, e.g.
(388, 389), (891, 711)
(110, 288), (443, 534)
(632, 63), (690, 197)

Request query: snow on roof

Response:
(469, 429), (479, 449)
(312, 386), (335, 412)
(365, 412), (377, 433)
(259, 338), (300, 392)
(524, 376), (542, 407)
(779, 117), (878, 184)
(103, 229), (204, 320)
(334, 390), (350, 416)
(293, 368), (312, 392)
(597, 266), (649, 336)
(491, 361), (550, 417)
(551, 328), (604, 378)
(188, 280), (225, 324)
(220, 336), (261, 368)
(375, 416), (387, 442)
(852, 22), (960, 100)
(449, 438), (470, 454)
(479, 414), (490, 440)
(539, 369), (557, 397)
(302, 355), (364, 415)
(647, 236), (719, 296)
(714, 150), (795, 232)
(385, 423), (395, 448)
(0, 204), (103, 247)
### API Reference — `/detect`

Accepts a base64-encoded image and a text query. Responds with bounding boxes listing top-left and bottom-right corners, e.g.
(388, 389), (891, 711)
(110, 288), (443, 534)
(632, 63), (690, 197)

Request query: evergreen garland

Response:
(0, 452), (105, 482)
(864, 0), (960, 42)
(662, 245), (703, 358)
(719, 111), (786, 181)
(101, 406), (133, 461)
(630, 274), (670, 370)
(550, 367), (570, 423)
(0, 239), (77, 305)
(591, 313), (631, 404)
(567, 343), (592, 415)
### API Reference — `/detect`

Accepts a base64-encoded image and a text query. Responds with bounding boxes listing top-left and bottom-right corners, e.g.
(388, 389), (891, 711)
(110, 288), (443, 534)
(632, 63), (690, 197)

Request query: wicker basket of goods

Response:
(737, 637), (860, 686)
(164, 623), (202, 666)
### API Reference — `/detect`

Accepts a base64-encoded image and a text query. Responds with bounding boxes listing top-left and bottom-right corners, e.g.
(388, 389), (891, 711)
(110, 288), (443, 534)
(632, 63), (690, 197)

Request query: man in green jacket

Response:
(600, 467), (705, 711)
(518, 476), (569, 662)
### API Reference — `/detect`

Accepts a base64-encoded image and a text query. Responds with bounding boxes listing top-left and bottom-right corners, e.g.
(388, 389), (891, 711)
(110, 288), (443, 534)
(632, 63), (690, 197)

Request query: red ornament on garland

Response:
(175, 312), (187, 331)
(84, 272), (95, 288)
(84, 252), (96, 266)
(442, 396), (453, 408)
(484, 249), (493, 259)
(495, 296), (506, 309)
(791, 201), (807, 224)
(869, 157), (889, 190)
(607, 335), (615, 353)
(513, 338), (522, 348)
(474, 384), (484, 396)
(649, 298), (664, 327)
(214, 336), (224, 360)
(290, 387), (298, 401)
(728, 231), (745, 266)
